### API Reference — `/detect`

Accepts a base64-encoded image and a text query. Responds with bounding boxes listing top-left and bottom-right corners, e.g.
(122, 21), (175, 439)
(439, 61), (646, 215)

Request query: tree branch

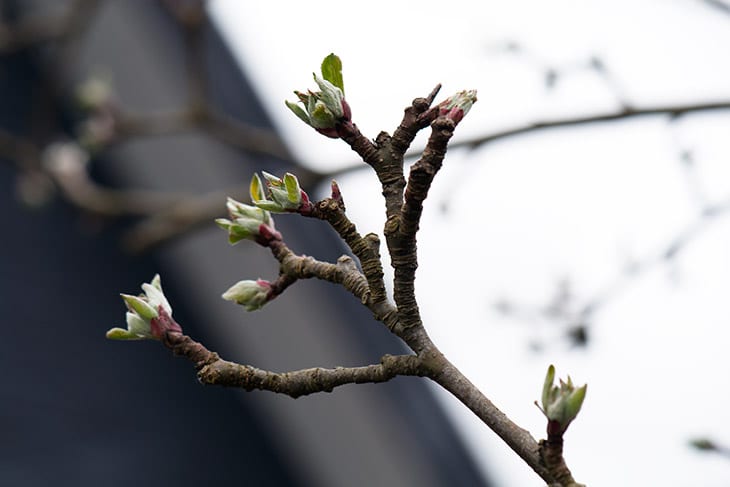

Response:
(495, 194), (730, 349)
(265, 238), (402, 335)
(309, 197), (389, 305)
(443, 100), (730, 154)
(424, 348), (551, 481)
(338, 87), (444, 222)
(116, 108), (292, 161)
(390, 84), (441, 159)
(267, 239), (371, 305)
(389, 117), (456, 335)
(122, 186), (247, 252)
(44, 143), (189, 216)
(87, 43), (589, 482)
(163, 332), (424, 399)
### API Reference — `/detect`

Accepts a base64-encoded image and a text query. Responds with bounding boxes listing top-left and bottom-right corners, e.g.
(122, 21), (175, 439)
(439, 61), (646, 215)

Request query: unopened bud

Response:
(106, 274), (182, 340)
(537, 364), (587, 435)
(438, 89), (477, 124)
(250, 172), (313, 215)
(222, 279), (272, 311)
(285, 54), (351, 138)
(216, 197), (281, 245)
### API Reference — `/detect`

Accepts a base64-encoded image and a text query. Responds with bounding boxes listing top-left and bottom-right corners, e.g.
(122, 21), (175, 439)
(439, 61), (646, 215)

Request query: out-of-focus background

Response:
(2, 1), (730, 485)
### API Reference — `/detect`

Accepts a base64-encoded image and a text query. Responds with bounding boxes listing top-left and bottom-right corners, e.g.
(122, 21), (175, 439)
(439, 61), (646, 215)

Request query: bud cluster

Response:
(538, 364), (587, 435)
(106, 274), (182, 340)
(250, 172), (313, 214)
(438, 89), (478, 124)
(285, 54), (351, 138)
(222, 279), (272, 311)
(215, 197), (281, 245)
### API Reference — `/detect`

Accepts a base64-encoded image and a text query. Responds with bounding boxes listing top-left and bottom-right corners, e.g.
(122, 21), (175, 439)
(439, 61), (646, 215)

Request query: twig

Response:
(267, 239), (371, 306)
(391, 117), (456, 333)
(443, 100), (730, 155)
(163, 331), (424, 399)
(122, 186), (248, 252)
(309, 197), (389, 305)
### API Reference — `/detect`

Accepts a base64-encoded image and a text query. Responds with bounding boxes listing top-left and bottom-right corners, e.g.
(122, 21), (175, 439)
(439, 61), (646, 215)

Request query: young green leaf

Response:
(285, 100), (311, 125)
(321, 53), (344, 95)
(121, 294), (157, 320)
(106, 327), (140, 340)
(542, 364), (556, 410)
(283, 173), (301, 203)
(250, 173), (265, 202)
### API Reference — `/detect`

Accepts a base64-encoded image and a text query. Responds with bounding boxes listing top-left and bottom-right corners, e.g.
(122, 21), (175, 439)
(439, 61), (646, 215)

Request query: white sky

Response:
(210, 1), (730, 485)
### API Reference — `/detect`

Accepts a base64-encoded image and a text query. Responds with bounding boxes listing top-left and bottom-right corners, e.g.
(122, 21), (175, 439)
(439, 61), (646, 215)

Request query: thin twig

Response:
(122, 186), (248, 252)
(164, 332), (424, 399)
(443, 101), (730, 155)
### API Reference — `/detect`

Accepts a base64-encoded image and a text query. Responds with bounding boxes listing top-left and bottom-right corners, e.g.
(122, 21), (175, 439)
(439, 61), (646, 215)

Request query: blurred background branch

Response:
(0, 0), (302, 251)
(700, 0), (730, 15)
